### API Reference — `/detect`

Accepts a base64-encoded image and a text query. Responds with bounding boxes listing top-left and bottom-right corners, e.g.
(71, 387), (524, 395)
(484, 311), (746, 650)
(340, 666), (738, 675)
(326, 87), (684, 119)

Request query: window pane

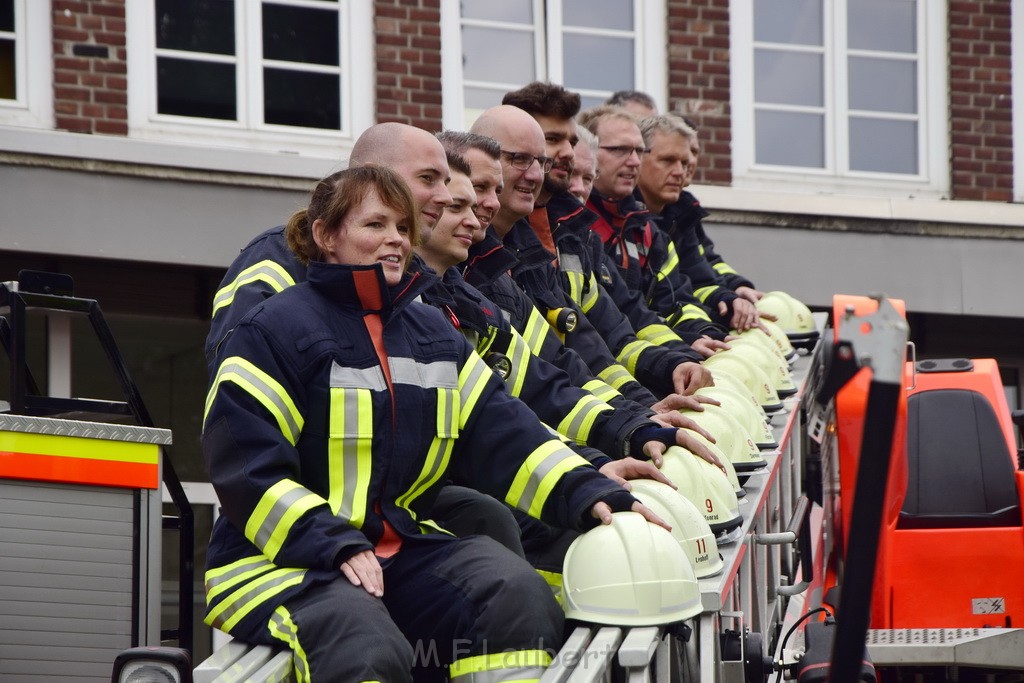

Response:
(0, 0), (13, 32)
(156, 0), (235, 55)
(562, 0), (633, 31)
(754, 49), (823, 107)
(0, 38), (13, 99)
(849, 56), (915, 114)
(461, 26), (535, 84)
(461, 0), (532, 24)
(754, 0), (822, 45)
(755, 110), (824, 167)
(157, 56), (236, 120)
(262, 4), (338, 66)
(563, 34), (633, 92)
(465, 86), (504, 110)
(849, 0), (916, 53)
(264, 67), (340, 129)
(849, 116), (917, 174)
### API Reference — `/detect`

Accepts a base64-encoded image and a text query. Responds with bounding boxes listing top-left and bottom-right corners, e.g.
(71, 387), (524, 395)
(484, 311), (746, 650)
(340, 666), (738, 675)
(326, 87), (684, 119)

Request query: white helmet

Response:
(562, 511), (703, 626)
(747, 320), (797, 364)
(723, 336), (797, 398)
(704, 352), (783, 413)
(629, 479), (723, 578)
(659, 445), (742, 534)
(695, 384), (777, 450)
(683, 403), (768, 472)
(755, 291), (818, 346)
(684, 429), (744, 496)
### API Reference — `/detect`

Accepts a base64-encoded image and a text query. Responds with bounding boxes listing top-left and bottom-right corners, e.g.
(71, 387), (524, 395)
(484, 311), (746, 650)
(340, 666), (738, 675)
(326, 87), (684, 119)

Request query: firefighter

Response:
(203, 166), (665, 682)
(469, 104), (713, 398)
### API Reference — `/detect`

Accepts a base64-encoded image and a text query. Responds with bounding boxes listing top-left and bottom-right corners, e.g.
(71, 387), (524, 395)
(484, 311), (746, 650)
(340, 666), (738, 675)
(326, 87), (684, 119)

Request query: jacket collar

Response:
(460, 231), (519, 287)
(306, 260), (435, 315)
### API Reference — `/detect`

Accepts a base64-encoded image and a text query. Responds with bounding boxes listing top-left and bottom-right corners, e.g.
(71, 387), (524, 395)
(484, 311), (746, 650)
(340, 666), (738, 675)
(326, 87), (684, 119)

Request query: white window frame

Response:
(0, 0), (53, 128)
(440, 0), (666, 131)
(126, 0), (373, 158)
(730, 0), (948, 198)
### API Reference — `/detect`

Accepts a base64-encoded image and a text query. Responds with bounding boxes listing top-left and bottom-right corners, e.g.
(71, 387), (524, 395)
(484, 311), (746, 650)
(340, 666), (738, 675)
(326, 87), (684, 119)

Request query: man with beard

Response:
(501, 82), (728, 360)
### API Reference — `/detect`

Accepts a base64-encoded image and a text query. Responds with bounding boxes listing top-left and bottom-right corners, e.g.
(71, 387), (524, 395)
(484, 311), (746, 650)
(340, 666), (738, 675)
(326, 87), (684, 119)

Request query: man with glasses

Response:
(472, 94), (712, 403)
(578, 106), (747, 343)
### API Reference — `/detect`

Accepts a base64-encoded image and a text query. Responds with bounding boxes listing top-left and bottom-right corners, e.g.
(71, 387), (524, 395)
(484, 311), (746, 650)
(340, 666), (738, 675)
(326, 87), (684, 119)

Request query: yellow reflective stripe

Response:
(205, 566), (307, 633)
(597, 364), (635, 390)
(212, 260), (296, 315)
(698, 244), (706, 256)
(582, 378), (620, 402)
(661, 242), (681, 277)
(503, 329), (532, 397)
(205, 556), (276, 602)
(246, 480), (326, 561)
(617, 339), (650, 375)
(521, 306), (552, 355)
(327, 387), (373, 527)
(676, 303), (712, 322)
(205, 356), (304, 445)
(714, 261), (738, 275)
(506, 441), (590, 518)
(396, 387), (458, 513)
(535, 568), (564, 607)
(694, 285), (719, 303)
(556, 394), (613, 445)
(268, 607), (310, 683)
(637, 323), (678, 346)
(565, 270), (585, 306)
(580, 274), (600, 314)
(449, 650), (552, 678)
(458, 352), (492, 429)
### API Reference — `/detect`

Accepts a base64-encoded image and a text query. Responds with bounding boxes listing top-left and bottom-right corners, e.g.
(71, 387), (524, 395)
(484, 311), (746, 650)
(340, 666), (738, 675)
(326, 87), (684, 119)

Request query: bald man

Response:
(206, 122), (452, 365)
(203, 123), (529, 561)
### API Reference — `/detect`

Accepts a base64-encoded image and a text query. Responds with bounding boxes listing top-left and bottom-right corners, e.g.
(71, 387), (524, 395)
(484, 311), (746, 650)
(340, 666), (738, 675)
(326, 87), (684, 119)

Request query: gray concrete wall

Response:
(703, 223), (1024, 319)
(1, 165), (310, 269)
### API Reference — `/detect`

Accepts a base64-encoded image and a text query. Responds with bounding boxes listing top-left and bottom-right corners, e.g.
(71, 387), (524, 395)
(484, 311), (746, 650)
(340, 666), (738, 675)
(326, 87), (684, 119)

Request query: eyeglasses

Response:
(500, 150), (555, 173)
(599, 145), (651, 159)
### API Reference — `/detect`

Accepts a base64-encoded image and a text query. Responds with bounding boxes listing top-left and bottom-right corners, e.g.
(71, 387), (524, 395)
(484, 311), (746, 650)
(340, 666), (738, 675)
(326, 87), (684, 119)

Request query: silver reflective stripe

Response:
(517, 449), (569, 515)
(207, 566), (306, 631)
(227, 361), (302, 443)
(626, 241), (639, 259)
(329, 387), (371, 526)
(389, 357), (458, 389)
(559, 252), (584, 273)
(253, 485), (311, 551)
(330, 361), (386, 391)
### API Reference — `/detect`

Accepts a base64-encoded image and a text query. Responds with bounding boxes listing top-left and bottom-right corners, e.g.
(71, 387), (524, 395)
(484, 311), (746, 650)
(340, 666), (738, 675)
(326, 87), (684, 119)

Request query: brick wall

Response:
(949, 1), (1013, 202)
(52, 0), (127, 135)
(666, 0), (732, 186)
(374, 0), (443, 131)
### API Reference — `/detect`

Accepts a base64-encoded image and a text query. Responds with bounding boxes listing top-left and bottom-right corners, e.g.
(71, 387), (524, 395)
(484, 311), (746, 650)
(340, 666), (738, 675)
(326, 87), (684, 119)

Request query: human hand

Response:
(340, 549), (384, 597)
(691, 335), (731, 358)
(671, 361), (714, 395)
(735, 286), (764, 303)
(599, 457), (676, 489)
(651, 391), (720, 415)
(590, 500), (671, 532)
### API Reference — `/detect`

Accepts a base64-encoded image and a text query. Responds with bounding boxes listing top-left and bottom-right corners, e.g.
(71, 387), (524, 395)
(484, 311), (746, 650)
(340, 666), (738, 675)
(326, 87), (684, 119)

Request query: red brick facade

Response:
(949, 1), (1013, 202)
(373, 0), (443, 132)
(666, 0), (732, 186)
(37, 1), (1017, 201)
(52, 0), (127, 135)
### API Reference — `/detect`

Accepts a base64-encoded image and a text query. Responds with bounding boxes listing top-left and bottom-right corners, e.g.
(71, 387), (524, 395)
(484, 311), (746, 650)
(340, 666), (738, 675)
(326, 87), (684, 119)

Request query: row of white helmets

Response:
(562, 291), (817, 627)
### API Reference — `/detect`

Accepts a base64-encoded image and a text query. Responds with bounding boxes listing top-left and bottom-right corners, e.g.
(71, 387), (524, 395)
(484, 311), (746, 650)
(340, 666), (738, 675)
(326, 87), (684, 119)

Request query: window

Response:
(730, 0), (947, 196)
(0, 0), (52, 128)
(127, 0), (373, 155)
(441, 0), (666, 129)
